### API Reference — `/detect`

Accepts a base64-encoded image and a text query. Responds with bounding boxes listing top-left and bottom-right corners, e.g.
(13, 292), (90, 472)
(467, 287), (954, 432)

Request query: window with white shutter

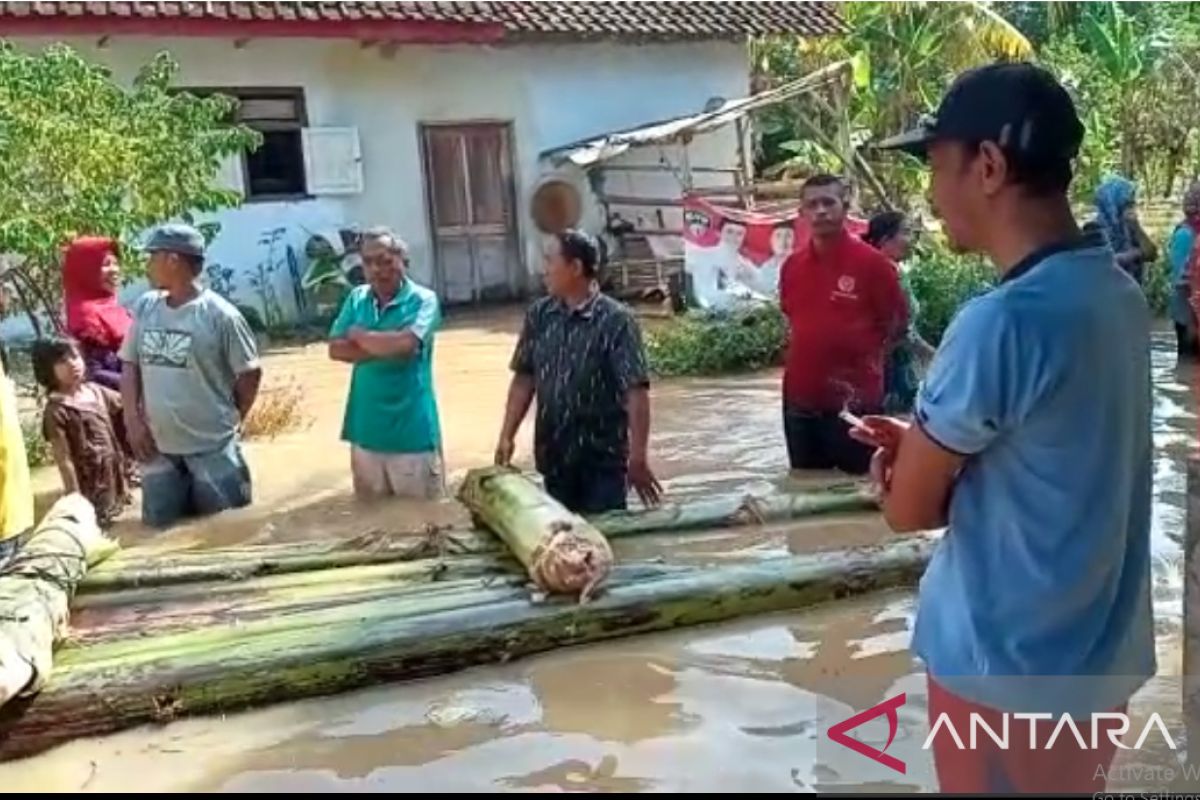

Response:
(189, 87), (365, 201)
(302, 128), (364, 196)
(188, 87), (309, 200)
(214, 153), (245, 196)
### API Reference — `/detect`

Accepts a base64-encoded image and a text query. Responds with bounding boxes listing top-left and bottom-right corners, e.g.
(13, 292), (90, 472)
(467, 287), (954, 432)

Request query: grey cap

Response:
(144, 223), (206, 258)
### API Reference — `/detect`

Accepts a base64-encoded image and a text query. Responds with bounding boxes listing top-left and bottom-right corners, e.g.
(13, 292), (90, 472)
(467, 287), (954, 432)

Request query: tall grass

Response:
(242, 381), (312, 441)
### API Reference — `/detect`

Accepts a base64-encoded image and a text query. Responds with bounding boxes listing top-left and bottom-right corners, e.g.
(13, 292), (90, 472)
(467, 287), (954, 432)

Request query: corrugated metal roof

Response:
(542, 60), (851, 166)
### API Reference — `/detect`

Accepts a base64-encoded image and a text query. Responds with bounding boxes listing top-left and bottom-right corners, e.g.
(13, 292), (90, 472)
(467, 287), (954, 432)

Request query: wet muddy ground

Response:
(1, 310), (1193, 792)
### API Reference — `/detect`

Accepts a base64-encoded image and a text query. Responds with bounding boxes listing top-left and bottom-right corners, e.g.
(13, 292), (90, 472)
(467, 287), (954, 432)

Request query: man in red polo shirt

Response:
(779, 174), (908, 474)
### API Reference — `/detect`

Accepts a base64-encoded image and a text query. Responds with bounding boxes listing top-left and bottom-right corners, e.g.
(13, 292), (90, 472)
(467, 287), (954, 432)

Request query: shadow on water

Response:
(0, 334), (1192, 792)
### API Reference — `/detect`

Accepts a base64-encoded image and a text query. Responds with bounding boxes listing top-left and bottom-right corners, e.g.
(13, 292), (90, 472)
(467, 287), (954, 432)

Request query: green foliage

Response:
(752, 2), (1033, 206)
(906, 243), (997, 344)
(646, 305), (788, 377)
(756, 2), (1200, 207)
(21, 413), (50, 469)
(1038, 5), (1200, 200)
(1143, 255), (1171, 319)
(0, 43), (260, 323)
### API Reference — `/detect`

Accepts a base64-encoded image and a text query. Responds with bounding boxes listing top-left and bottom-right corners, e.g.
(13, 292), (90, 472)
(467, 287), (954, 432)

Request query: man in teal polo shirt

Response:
(328, 227), (444, 499)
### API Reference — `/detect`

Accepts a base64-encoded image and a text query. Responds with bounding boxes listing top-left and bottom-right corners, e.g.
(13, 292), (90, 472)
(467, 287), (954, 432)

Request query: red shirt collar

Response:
(808, 227), (855, 261)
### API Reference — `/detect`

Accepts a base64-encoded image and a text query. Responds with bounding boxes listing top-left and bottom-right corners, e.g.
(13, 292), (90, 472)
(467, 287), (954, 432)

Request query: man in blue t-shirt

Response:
(858, 64), (1155, 793)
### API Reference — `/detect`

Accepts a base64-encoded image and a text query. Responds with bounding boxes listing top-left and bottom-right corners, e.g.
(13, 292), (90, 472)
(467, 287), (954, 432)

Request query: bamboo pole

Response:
(0, 535), (934, 760)
(82, 487), (876, 593)
(0, 494), (116, 707)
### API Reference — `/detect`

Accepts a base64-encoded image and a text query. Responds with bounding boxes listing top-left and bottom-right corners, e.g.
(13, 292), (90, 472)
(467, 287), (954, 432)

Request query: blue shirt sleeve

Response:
(915, 296), (1027, 456)
(1168, 225), (1194, 284)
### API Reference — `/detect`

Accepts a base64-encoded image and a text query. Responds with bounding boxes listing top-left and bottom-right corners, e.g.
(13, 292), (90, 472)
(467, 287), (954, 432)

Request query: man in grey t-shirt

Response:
(119, 224), (263, 528)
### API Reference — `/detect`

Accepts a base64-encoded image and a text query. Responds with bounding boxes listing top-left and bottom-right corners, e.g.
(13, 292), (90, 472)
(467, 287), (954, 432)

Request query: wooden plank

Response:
(607, 258), (683, 269)
(598, 194), (685, 208)
(626, 228), (683, 237)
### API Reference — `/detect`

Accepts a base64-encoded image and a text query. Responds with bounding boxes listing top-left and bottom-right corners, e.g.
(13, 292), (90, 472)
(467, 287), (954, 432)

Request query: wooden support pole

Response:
(735, 116), (753, 211)
(679, 135), (694, 192)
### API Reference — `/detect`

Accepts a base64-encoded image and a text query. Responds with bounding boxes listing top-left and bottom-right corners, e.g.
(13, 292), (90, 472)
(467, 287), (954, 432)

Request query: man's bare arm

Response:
(500, 375), (534, 442)
(627, 386), (652, 465)
(234, 367), (263, 421)
(329, 340), (370, 363)
(881, 423), (964, 532)
(120, 363), (158, 461)
(495, 374), (535, 465)
(351, 330), (422, 359)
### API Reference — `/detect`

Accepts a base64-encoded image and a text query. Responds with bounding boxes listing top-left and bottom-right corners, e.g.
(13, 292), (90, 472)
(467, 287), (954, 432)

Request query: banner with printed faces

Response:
(681, 195), (866, 311)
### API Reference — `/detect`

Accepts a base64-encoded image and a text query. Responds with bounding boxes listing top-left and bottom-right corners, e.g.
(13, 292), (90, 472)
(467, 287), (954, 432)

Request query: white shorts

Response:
(351, 447), (445, 500)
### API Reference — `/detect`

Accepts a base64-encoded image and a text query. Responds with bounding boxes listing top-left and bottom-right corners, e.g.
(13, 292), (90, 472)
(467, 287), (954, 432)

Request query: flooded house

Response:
(0, 1), (842, 321)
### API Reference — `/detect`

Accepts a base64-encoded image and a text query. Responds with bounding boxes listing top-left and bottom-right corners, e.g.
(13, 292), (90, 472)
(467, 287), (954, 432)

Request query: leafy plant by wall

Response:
(646, 305), (788, 377)
(0, 44), (259, 332)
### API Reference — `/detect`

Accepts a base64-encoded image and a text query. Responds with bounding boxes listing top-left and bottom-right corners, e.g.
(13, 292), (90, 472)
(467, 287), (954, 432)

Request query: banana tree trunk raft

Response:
(458, 467), (614, 600)
(70, 561), (696, 648)
(0, 535), (934, 761)
(0, 494), (116, 708)
(82, 487), (878, 594)
(590, 489), (878, 536)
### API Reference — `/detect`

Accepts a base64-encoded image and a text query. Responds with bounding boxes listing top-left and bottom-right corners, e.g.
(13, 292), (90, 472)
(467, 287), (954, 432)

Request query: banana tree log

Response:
(82, 486), (878, 594)
(0, 534), (934, 761)
(76, 554), (524, 612)
(458, 467), (614, 600)
(71, 561), (696, 647)
(79, 526), (500, 594)
(0, 494), (117, 708)
(591, 489), (878, 536)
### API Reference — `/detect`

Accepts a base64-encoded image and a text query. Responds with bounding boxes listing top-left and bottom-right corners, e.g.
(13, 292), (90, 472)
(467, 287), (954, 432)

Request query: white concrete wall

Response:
(4, 35), (748, 333)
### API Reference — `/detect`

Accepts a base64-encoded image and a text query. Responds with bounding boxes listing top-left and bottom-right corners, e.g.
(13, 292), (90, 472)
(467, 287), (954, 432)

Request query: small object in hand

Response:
(839, 408), (869, 432)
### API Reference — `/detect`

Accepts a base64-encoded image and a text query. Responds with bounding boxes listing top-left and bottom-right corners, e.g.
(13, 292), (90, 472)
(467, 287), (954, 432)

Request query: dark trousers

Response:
(783, 404), (875, 476)
(543, 464), (628, 515)
(1176, 322), (1199, 360)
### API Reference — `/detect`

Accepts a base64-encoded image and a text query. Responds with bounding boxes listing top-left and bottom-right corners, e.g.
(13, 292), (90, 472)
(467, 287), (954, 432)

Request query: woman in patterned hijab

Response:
(1094, 175), (1158, 285)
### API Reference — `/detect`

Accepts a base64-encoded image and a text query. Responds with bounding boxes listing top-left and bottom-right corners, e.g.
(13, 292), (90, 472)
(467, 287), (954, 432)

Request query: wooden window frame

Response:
(185, 86), (311, 203)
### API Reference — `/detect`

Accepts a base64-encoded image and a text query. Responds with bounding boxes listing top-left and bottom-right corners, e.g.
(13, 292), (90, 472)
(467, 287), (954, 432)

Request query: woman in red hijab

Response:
(63, 237), (131, 391)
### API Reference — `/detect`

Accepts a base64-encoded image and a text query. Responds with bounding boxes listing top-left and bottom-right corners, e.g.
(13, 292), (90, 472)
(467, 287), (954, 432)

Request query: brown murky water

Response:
(1, 312), (1192, 792)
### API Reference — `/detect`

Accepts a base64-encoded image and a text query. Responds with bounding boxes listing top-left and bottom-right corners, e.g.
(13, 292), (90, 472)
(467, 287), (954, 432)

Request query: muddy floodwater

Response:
(2, 311), (1193, 792)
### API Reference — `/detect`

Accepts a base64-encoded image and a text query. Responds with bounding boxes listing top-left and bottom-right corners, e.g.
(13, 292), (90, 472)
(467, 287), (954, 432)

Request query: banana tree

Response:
(753, 1), (1033, 207)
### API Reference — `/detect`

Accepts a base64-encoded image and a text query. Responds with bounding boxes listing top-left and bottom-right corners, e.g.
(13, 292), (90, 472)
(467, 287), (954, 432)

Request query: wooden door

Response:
(421, 123), (520, 304)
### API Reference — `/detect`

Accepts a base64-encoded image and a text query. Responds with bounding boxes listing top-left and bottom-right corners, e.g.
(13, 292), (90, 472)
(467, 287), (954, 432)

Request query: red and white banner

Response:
(681, 195), (866, 310)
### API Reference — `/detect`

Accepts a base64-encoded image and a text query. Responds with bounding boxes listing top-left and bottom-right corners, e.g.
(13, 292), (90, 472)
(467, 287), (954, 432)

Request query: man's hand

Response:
(869, 447), (896, 495)
(494, 436), (515, 467)
(126, 416), (158, 462)
(847, 415), (909, 450)
(628, 456), (663, 507)
(849, 415), (910, 496)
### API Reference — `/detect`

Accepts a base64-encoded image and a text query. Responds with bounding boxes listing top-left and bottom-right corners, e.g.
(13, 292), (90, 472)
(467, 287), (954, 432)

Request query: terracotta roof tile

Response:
(0, 1), (844, 39)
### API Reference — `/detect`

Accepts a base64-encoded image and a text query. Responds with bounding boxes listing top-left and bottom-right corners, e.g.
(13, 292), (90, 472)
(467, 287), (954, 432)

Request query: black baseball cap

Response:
(876, 62), (1084, 162)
